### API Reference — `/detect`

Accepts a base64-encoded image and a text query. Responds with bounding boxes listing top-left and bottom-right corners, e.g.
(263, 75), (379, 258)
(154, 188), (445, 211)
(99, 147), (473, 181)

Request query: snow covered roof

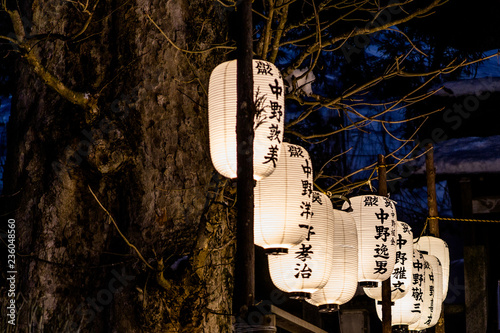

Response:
(433, 77), (500, 97)
(412, 135), (500, 175)
(432, 50), (500, 97)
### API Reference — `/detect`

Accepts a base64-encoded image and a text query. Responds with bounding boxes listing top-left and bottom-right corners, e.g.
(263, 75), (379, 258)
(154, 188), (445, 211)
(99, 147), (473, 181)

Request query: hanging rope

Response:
(376, 164), (389, 169)
(415, 216), (500, 244)
(433, 216), (500, 223)
(415, 218), (430, 243)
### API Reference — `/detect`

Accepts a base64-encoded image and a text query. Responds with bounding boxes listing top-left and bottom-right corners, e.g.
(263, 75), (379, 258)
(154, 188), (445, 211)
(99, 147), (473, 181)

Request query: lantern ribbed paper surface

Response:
(344, 195), (397, 285)
(375, 249), (424, 326)
(364, 221), (413, 301)
(423, 255), (444, 328)
(307, 207), (358, 312)
(408, 253), (440, 331)
(208, 59), (285, 180)
(268, 191), (334, 299)
(255, 142), (313, 253)
(414, 236), (449, 300)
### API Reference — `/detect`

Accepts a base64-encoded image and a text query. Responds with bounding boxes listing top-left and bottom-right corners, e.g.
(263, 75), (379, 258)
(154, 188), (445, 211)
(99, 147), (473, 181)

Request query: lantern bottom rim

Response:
(289, 292), (310, 300)
(359, 281), (378, 288)
(318, 304), (339, 313)
(265, 248), (288, 255)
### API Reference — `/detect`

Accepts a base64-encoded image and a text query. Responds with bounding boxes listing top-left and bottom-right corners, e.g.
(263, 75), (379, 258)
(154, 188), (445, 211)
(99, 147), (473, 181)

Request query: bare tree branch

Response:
(282, 0), (446, 77)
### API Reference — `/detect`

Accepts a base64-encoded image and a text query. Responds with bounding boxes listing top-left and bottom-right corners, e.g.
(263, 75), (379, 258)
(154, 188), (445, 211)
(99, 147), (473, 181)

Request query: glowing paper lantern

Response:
(208, 59), (285, 180)
(307, 207), (358, 312)
(344, 195), (397, 286)
(414, 236), (449, 300)
(268, 191), (334, 299)
(255, 142), (313, 254)
(364, 221), (413, 301)
(408, 253), (442, 331)
(375, 250), (425, 328)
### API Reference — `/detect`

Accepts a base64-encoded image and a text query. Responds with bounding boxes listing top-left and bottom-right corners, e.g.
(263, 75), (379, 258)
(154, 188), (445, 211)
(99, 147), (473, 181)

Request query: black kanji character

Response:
(312, 192), (322, 204)
(256, 61), (273, 75)
(374, 260), (388, 274)
(393, 267), (407, 279)
(300, 202), (313, 219)
(268, 124), (281, 143)
(412, 287), (424, 302)
(384, 197), (393, 208)
(413, 260), (423, 272)
(294, 263), (312, 278)
(411, 303), (421, 313)
(288, 145), (304, 158)
(395, 251), (407, 265)
(392, 281), (405, 293)
(364, 196), (379, 206)
(295, 244), (314, 262)
(374, 226), (390, 242)
(302, 180), (312, 196)
(375, 208), (389, 224)
(263, 145), (279, 167)
(374, 244), (390, 259)
(299, 224), (315, 241)
(268, 101), (283, 122)
(413, 273), (424, 287)
(302, 159), (312, 178)
(269, 79), (283, 99)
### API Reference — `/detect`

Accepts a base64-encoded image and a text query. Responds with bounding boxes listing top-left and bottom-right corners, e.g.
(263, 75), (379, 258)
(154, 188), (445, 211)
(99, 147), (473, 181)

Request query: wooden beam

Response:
(378, 154), (392, 333)
(233, 0), (255, 325)
(425, 143), (445, 332)
(270, 305), (327, 333)
(425, 143), (439, 237)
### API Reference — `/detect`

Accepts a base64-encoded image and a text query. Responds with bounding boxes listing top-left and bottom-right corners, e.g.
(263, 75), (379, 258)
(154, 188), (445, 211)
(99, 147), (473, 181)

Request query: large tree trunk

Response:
(3, 0), (235, 331)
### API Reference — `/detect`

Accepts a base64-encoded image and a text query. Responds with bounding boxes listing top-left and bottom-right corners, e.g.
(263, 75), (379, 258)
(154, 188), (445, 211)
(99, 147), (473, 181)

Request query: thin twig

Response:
(88, 185), (155, 271)
(147, 14), (235, 54)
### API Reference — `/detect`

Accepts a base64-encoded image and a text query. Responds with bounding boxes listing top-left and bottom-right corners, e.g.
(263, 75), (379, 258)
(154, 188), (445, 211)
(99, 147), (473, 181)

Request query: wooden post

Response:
(378, 154), (392, 333)
(425, 143), (439, 238)
(425, 143), (445, 332)
(460, 176), (489, 333)
(233, 0), (255, 327)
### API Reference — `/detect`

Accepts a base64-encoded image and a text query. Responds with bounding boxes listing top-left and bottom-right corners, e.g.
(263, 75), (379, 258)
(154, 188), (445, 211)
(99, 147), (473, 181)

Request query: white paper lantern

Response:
(408, 253), (442, 331)
(375, 250), (425, 328)
(208, 59), (285, 180)
(307, 207), (358, 312)
(255, 142), (313, 254)
(268, 191), (334, 299)
(414, 236), (449, 300)
(344, 195), (397, 286)
(423, 255), (444, 328)
(364, 221), (413, 301)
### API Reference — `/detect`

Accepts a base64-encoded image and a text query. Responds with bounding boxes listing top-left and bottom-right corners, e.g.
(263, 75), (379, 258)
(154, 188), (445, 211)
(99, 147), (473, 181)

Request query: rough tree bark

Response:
(2, 0), (235, 331)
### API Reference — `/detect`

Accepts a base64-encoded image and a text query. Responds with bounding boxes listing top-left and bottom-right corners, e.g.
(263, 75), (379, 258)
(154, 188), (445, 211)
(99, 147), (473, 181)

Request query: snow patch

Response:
(171, 255), (189, 270)
(433, 77), (500, 97)
(285, 68), (315, 95)
(412, 135), (500, 174)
